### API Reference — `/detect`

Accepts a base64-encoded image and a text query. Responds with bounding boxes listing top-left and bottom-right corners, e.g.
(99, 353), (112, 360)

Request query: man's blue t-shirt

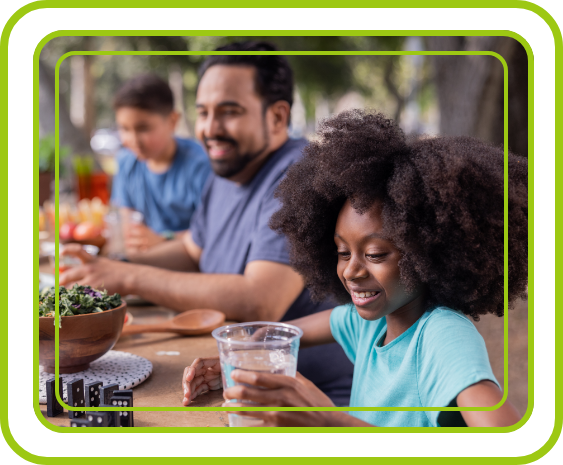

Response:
(330, 304), (499, 427)
(190, 138), (354, 405)
(111, 137), (211, 233)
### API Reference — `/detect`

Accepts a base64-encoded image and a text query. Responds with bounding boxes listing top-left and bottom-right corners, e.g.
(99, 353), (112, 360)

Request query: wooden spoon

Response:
(120, 309), (225, 337)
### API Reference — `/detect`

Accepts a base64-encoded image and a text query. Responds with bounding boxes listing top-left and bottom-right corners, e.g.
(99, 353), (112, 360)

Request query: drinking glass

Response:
(212, 322), (302, 427)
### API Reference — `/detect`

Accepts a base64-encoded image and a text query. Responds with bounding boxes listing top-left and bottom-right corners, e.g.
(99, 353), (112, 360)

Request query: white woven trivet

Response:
(39, 350), (152, 403)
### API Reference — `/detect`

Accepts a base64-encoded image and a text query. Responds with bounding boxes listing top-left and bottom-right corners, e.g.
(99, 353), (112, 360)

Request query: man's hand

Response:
(59, 243), (131, 295)
(222, 371), (336, 427)
(125, 223), (166, 253)
(182, 357), (223, 406)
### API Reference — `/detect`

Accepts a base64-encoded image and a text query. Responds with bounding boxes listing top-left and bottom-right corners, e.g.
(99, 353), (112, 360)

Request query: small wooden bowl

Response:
(39, 302), (127, 374)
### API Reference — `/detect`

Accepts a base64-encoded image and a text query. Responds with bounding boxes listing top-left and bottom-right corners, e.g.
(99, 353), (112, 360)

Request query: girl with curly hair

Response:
(182, 109), (527, 427)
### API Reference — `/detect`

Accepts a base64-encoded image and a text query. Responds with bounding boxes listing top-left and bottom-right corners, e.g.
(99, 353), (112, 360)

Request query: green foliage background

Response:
(40, 35), (437, 134)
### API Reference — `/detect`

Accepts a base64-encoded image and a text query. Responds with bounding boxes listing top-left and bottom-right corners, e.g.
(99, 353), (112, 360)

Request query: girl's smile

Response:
(349, 289), (382, 307)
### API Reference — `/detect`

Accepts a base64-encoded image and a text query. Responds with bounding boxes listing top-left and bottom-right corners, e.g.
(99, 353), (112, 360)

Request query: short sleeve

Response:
(246, 184), (291, 265)
(417, 309), (499, 426)
(189, 177), (213, 249)
(110, 152), (134, 209)
(329, 303), (362, 364)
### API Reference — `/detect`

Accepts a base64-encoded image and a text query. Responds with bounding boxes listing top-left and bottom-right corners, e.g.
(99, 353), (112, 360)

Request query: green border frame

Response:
(0, 0), (558, 462)
(41, 43), (528, 418)
(29, 35), (531, 424)
(49, 50), (511, 417)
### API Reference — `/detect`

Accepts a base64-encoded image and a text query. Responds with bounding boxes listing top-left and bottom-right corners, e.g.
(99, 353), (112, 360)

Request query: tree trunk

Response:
(426, 37), (528, 157)
(169, 64), (191, 137)
(39, 59), (92, 154)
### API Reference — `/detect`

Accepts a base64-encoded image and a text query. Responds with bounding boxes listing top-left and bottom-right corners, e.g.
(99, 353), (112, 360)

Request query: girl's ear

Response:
(268, 101), (291, 133)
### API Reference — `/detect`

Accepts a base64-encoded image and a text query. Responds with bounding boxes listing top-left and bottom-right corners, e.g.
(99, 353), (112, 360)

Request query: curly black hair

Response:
(270, 109), (528, 320)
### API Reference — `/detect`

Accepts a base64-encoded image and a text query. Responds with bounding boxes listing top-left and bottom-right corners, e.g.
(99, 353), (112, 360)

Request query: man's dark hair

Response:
(198, 41), (294, 115)
(270, 109), (528, 321)
(113, 74), (174, 115)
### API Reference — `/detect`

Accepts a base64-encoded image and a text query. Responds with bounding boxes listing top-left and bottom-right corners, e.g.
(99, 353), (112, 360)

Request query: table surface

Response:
(40, 303), (229, 428)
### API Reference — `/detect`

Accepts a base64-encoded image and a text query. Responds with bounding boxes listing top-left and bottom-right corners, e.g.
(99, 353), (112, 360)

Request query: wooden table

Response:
(41, 303), (229, 428)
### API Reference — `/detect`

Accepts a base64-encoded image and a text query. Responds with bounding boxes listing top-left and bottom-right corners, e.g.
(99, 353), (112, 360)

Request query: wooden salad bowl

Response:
(39, 301), (127, 374)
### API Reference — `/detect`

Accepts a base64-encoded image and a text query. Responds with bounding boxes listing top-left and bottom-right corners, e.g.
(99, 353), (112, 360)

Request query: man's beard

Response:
(206, 122), (270, 179)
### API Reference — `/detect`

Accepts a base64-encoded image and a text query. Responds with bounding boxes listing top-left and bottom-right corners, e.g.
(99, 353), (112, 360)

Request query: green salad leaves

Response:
(39, 285), (122, 322)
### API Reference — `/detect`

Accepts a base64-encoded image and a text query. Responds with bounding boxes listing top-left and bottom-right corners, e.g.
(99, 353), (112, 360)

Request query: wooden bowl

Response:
(39, 302), (126, 374)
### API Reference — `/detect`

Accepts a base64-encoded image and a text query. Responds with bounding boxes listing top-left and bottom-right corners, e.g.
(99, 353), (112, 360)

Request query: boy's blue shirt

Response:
(111, 137), (211, 233)
(330, 304), (499, 427)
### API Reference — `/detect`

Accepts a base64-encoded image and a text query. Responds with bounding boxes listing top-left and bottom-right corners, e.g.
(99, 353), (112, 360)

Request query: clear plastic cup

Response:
(128, 211), (144, 225)
(103, 210), (125, 259)
(212, 321), (303, 427)
(121, 210), (145, 255)
(103, 209), (144, 259)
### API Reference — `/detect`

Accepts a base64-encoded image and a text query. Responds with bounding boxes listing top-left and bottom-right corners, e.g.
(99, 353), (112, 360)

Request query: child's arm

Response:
(120, 207), (166, 252)
(286, 309), (336, 348)
(458, 380), (521, 427)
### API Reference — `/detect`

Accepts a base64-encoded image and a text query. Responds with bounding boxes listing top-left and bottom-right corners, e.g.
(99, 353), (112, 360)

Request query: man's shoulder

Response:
(278, 137), (308, 162)
(258, 138), (309, 190)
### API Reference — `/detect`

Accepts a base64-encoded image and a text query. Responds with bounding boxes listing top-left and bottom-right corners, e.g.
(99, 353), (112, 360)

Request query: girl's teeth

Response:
(354, 291), (378, 298)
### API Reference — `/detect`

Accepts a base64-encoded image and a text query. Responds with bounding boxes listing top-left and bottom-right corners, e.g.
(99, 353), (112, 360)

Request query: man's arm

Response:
(60, 246), (304, 322)
(124, 259), (303, 322)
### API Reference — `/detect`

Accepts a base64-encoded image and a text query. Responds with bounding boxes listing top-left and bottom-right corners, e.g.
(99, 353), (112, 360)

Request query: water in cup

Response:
(221, 349), (297, 427)
(212, 322), (302, 427)
(221, 349), (297, 379)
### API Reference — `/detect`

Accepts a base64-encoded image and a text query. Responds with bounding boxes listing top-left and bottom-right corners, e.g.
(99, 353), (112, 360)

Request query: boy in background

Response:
(111, 74), (211, 253)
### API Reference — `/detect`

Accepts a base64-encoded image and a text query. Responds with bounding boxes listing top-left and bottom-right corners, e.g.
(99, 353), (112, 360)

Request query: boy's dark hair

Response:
(270, 109), (528, 320)
(113, 74), (174, 115)
(198, 41), (294, 120)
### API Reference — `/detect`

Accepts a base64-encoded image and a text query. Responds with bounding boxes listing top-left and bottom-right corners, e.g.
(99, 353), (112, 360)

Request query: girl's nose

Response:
(343, 256), (369, 282)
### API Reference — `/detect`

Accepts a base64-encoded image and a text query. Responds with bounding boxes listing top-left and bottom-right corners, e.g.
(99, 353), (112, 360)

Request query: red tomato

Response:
(73, 222), (102, 241)
(59, 222), (77, 241)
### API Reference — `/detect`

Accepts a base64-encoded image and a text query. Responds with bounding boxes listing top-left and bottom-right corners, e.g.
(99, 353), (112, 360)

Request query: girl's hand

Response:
(125, 223), (167, 253)
(182, 357), (223, 406)
(222, 371), (335, 427)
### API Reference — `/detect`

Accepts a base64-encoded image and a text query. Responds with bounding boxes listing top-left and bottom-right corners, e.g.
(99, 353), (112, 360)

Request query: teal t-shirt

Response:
(330, 304), (498, 427)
